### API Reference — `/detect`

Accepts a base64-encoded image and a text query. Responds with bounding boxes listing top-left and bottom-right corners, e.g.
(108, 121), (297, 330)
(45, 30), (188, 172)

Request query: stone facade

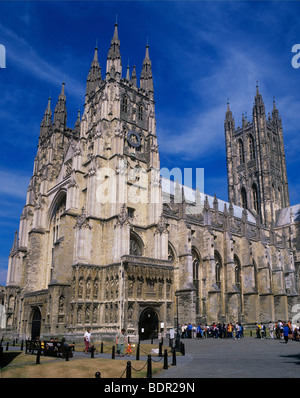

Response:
(1, 24), (299, 341)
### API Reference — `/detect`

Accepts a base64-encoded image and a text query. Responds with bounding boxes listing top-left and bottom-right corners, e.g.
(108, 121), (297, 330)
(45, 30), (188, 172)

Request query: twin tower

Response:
(225, 85), (290, 228)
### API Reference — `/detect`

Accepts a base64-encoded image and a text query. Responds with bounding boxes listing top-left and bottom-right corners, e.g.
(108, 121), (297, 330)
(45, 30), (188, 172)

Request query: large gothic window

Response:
(249, 134), (255, 160)
(238, 139), (245, 164)
(192, 248), (201, 314)
(51, 192), (66, 243)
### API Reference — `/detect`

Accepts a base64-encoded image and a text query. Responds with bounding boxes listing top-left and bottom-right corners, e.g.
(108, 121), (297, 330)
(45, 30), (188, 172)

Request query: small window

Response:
(138, 104), (143, 121)
(122, 96), (128, 113)
(249, 135), (255, 160)
(238, 140), (244, 164)
(252, 184), (259, 213)
(241, 187), (247, 209)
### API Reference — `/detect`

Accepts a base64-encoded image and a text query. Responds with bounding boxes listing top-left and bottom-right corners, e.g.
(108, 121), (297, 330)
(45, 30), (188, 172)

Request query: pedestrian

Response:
(268, 321), (275, 339)
(283, 323), (290, 343)
(187, 323), (193, 339)
(84, 328), (92, 353)
(116, 328), (127, 356)
(255, 323), (261, 339)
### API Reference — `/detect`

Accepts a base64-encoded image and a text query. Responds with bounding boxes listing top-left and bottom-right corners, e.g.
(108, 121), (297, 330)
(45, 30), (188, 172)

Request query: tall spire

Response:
(253, 81), (265, 113)
(131, 65), (137, 87)
(140, 43), (153, 94)
(86, 45), (102, 97)
(40, 95), (53, 139)
(53, 82), (67, 130)
(106, 21), (122, 79)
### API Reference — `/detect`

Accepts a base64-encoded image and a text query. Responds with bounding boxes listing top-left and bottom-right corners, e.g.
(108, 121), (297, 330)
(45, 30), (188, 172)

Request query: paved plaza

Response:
(155, 337), (300, 378)
(1, 336), (299, 378)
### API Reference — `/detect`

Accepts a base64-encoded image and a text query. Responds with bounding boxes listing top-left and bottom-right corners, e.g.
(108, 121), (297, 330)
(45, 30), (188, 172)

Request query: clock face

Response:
(127, 131), (141, 148)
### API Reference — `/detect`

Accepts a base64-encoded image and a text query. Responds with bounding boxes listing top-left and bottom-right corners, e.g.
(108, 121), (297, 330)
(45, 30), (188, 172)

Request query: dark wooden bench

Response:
(25, 340), (74, 359)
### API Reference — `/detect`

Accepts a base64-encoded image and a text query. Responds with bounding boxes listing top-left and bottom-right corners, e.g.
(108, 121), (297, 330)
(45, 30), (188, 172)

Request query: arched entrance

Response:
(31, 308), (41, 340)
(138, 307), (159, 340)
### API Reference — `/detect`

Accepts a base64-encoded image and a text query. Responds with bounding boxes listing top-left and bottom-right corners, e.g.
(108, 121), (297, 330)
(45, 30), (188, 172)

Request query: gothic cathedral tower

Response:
(225, 85), (290, 227)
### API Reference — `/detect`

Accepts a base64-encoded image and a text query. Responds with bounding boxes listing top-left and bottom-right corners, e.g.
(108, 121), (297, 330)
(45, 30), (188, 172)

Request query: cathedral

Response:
(1, 23), (299, 341)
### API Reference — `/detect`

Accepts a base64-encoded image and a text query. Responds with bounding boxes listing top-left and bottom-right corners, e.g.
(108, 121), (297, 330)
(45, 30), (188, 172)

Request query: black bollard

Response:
(101, 342), (103, 353)
(126, 361), (132, 379)
(21, 340), (24, 351)
(0, 346), (3, 369)
(151, 337), (153, 344)
(159, 342), (162, 357)
(95, 371), (101, 378)
(180, 342), (185, 356)
(136, 344), (140, 361)
(36, 348), (41, 364)
(163, 349), (168, 370)
(6, 342), (9, 351)
(171, 347), (176, 366)
(112, 345), (115, 359)
(65, 347), (69, 361)
(91, 345), (95, 358)
(146, 354), (152, 378)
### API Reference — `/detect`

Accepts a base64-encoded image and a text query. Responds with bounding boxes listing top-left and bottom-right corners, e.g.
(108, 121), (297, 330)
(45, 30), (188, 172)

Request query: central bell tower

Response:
(82, 23), (162, 227)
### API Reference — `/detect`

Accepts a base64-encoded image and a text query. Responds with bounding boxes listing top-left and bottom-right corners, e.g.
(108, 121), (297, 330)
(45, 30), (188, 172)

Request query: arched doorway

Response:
(138, 307), (159, 340)
(31, 308), (41, 340)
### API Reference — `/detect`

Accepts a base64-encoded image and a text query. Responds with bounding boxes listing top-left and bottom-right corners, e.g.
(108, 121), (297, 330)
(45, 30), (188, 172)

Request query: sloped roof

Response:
(161, 177), (257, 224)
(276, 203), (300, 226)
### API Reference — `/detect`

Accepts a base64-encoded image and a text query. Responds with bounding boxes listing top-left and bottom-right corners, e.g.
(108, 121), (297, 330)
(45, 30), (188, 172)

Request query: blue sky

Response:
(1, 0), (300, 285)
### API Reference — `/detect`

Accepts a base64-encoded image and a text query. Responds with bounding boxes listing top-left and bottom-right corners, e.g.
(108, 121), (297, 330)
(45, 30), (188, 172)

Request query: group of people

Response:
(180, 322), (244, 339)
(84, 327), (132, 356)
(255, 321), (300, 343)
(179, 320), (300, 343)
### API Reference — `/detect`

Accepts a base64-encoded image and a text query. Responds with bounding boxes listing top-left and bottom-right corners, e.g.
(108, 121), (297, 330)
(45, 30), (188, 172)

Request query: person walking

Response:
(116, 328), (127, 356)
(268, 321), (274, 339)
(283, 323), (290, 343)
(84, 328), (92, 353)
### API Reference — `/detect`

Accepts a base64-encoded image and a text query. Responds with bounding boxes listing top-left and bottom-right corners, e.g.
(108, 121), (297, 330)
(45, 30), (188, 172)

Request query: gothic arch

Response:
(168, 242), (176, 262)
(214, 250), (222, 289)
(234, 255), (242, 291)
(130, 231), (144, 256)
(48, 189), (67, 225)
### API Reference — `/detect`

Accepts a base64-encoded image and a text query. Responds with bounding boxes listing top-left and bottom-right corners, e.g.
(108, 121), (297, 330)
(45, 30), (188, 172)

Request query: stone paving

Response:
(2, 337), (299, 378)
(154, 337), (300, 378)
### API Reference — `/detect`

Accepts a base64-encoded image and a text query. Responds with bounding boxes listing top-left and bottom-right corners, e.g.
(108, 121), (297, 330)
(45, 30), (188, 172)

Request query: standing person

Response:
(283, 323), (290, 344)
(84, 328), (92, 353)
(116, 328), (127, 356)
(268, 321), (274, 339)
